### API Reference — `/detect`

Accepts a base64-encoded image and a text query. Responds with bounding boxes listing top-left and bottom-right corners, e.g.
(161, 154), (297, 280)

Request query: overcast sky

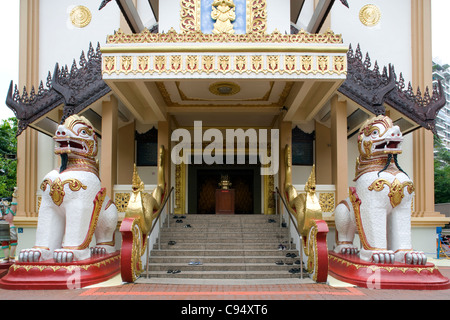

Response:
(0, 1), (449, 121)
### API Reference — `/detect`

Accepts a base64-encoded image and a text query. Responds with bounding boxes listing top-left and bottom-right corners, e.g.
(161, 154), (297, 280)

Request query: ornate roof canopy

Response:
(5, 40), (445, 136)
(5, 43), (111, 136)
(338, 44), (445, 134)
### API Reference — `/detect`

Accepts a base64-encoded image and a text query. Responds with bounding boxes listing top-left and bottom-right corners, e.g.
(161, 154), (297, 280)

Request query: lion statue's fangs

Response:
(333, 115), (426, 265)
(19, 115), (118, 263)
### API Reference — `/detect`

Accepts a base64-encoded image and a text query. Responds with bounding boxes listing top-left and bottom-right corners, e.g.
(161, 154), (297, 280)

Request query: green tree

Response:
(434, 135), (450, 204)
(0, 117), (17, 199)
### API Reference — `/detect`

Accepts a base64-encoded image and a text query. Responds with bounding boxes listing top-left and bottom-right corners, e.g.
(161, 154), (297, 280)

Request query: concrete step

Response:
(150, 249), (297, 256)
(145, 270), (306, 279)
(160, 232), (289, 240)
(144, 214), (303, 281)
(148, 262), (303, 272)
(153, 243), (294, 250)
(149, 255), (301, 264)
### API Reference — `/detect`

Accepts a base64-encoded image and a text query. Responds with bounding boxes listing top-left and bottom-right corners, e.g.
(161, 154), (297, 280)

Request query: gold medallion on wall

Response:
(359, 4), (381, 27)
(70, 5), (92, 28)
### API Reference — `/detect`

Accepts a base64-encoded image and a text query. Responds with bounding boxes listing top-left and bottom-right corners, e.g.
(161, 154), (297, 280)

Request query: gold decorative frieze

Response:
(137, 56), (150, 74)
(120, 56), (133, 75)
(248, 0), (267, 34)
(186, 55), (199, 72)
(105, 28), (343, 44)
(103, 56), (116, 75)
(102, 53), (347, 77)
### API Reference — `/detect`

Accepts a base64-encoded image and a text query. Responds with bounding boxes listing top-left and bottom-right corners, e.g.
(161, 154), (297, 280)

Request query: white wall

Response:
(39, 0), (121, 82)
(266, 0), (290, 34)
(331, 0), (413, 84)
(399, 132), (414, 181)
(292, 165), (314, 184)
(159, 0), (181, 33)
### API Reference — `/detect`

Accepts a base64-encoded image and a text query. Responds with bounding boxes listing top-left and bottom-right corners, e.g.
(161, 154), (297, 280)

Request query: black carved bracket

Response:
(385, 74), (446, 133)
(338, 44), (397, 116)
(5, 43), (111, 136)
(338, 44), (446, 134)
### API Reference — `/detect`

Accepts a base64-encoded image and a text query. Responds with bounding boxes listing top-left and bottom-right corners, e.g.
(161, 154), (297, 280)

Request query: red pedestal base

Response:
(0, 261), (14, 271)
(328, 251), (450, 290)
(0, 252), (120, 290)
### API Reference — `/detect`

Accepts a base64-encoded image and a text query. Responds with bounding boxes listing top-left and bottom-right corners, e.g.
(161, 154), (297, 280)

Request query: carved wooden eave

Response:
(5, 43), (111, 136)
(6, 40), (444, 137)
(338, 44), (446, 135)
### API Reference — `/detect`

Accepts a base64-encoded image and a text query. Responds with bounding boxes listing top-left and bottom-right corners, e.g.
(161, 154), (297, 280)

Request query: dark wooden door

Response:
(196, 169), (254, 214)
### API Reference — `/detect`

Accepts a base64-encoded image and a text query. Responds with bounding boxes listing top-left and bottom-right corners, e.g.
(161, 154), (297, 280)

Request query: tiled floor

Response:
(1, 264), (449, 301)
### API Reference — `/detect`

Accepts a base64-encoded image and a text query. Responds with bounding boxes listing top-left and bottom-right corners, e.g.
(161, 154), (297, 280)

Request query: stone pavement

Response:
(0, 264), (449, 302)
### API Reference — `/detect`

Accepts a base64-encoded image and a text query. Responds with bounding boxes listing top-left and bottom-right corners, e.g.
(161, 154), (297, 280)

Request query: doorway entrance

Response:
(187, 164), (261, 214)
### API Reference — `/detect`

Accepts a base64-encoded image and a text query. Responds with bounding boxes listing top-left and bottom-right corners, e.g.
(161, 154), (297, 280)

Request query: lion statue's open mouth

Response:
(53, 116), (98, 159)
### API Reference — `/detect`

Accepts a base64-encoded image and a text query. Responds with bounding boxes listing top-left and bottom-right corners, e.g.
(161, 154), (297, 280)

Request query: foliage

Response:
(433, 63), (450, 72)
(0, 117), (17, 199)
(434, 135), (450, 204)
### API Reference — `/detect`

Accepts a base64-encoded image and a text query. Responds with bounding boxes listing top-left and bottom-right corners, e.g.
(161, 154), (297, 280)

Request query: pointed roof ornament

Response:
(99, 0), (112, 10)
(305, 165), (317, 194)
(340, 0), (349, 8)
(131, 164), (145, 193)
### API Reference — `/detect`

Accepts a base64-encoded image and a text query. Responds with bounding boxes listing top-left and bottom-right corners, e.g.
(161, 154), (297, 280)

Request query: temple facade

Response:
(7, 0), (449, 258)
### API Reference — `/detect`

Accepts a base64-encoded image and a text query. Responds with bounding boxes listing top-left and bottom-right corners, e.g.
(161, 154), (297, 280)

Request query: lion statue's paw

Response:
(361, 250), (395, 264)
(53, 248), (90, 263)
(334, 244), (359, 255)
(19, 248), (52, 262)
(90, 245), (116, 256)
(398, 251), (427, 265)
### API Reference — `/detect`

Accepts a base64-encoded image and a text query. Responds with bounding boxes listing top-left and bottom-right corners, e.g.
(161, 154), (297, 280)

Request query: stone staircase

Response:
(143, 214), (306, 281)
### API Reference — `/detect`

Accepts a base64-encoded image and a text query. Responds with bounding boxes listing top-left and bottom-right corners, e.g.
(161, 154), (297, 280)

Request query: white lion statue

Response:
(334, 115), (426, 265)
(19, 115), (118, 263)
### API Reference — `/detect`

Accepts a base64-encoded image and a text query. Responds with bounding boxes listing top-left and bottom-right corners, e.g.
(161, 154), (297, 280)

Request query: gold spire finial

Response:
(131, 164), (144, 193)
(304, 165), (316, 194)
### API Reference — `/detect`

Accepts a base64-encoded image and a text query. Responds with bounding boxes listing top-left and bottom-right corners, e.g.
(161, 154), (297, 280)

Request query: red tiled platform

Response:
(0, 267), (449, 301)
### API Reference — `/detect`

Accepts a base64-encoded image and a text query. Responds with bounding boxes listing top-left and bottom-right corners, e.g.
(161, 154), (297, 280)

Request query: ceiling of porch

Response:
(105, 77), (344, 128)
